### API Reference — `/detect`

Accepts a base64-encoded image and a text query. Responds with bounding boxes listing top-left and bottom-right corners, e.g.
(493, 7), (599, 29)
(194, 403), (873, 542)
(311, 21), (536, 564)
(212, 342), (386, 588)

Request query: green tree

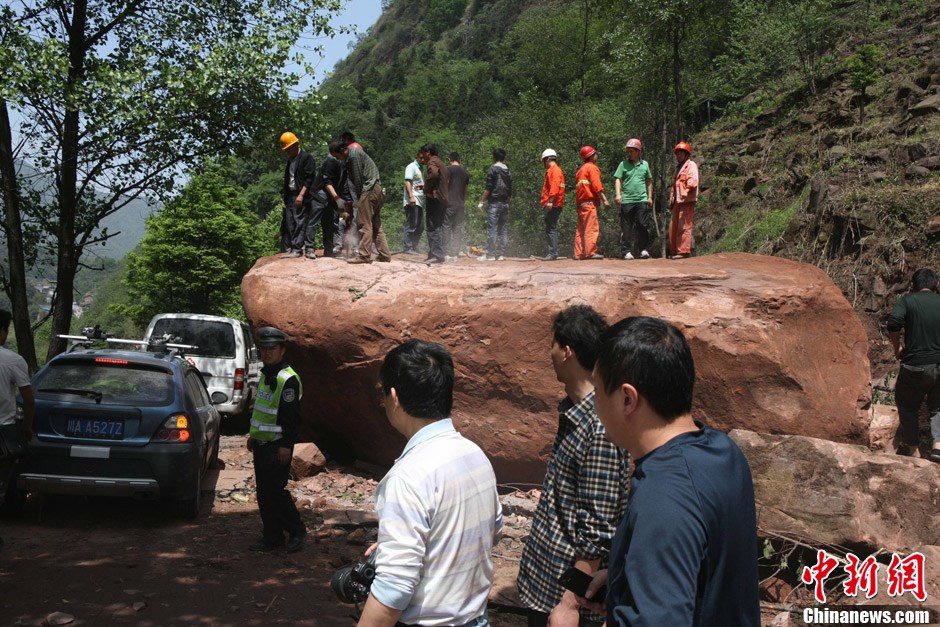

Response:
(847, 44), (883, 124)
(0, 0), (342, 369)
(121, 166), (264, 327)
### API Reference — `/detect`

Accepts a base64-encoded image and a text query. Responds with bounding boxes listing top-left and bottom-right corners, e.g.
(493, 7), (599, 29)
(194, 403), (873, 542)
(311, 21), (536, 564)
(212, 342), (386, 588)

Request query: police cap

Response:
(256, 326), (288, 347)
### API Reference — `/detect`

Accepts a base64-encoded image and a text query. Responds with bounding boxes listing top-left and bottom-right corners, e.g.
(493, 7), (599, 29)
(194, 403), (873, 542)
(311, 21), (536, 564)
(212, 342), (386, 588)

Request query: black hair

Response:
(493, 147), (506, 162)
(552, 305), (609, 371)
(380, 339), (454, 420)
(340, 131), (356, 143)
(420, 143), (439, 156)
(0, 309), (10, 333)
(328, 140), (348, 155)
(911, 268), (938, 292)
(448, 152), (460, 162)
(595, 317), (694, 422)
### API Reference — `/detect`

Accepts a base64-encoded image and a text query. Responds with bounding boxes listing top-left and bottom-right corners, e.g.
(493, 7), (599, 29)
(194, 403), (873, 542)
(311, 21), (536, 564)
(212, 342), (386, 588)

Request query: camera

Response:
(331, 552), (377, 604)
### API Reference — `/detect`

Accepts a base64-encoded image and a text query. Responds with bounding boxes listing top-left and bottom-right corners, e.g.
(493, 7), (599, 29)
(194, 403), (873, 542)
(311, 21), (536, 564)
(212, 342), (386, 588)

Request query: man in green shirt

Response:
(886, 268), (940, 463)
(337, 143), (391, 264)
(613, 138), (653, 260)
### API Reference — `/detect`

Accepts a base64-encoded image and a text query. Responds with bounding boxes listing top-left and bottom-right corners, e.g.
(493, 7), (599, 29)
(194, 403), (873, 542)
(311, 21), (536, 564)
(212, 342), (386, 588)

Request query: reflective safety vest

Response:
(249, 366), (302, 442)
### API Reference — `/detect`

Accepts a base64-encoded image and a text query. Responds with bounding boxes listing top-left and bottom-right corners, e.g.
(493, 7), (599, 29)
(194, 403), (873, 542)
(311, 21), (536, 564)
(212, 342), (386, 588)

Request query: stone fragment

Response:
(927, 215), (940, 235)
(290, 442), (327, 478)
(905, 165), (930, 179)
(909, 93), (940, 116)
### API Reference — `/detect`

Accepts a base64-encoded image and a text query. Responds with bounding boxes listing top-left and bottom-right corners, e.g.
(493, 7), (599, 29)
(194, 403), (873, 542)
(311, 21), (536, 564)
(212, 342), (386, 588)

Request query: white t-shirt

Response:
(403, 161), (425, 207)
(0, 346), (30, 425)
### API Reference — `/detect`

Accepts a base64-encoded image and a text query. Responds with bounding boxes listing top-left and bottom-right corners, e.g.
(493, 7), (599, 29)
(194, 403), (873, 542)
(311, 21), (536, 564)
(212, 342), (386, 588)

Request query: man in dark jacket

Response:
(420, 144), (450, 266)
(280, 131), (316, 258)
(303, 140), (348, 259)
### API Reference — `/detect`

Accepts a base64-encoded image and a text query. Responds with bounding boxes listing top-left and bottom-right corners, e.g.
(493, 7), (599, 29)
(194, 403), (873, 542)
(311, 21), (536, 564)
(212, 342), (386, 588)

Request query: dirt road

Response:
(0, 435), (527, 626)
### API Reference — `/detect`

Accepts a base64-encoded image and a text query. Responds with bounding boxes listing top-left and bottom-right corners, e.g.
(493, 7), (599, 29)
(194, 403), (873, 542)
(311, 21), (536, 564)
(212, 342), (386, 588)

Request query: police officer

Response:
(247, 326), (306, 552)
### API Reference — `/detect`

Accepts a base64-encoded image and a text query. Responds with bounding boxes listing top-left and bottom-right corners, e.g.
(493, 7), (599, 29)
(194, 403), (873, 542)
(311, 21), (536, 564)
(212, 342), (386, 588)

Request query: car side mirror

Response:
(249, 347), (259, 361)
(210, 391), (228, 405)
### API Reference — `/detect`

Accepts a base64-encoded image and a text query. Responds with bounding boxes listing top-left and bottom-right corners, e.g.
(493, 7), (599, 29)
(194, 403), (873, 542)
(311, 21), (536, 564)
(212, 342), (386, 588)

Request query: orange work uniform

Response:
(574, 161), (604, 259)
(669, 158), (699, 256)
(541, 162), (566, 208)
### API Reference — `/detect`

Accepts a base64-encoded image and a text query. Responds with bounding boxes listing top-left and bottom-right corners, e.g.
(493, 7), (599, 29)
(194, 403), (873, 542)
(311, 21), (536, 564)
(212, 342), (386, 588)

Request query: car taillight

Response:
(156, 414), (191, 442)
(96, 358), (129, 365)
(234, 367), (244, 391)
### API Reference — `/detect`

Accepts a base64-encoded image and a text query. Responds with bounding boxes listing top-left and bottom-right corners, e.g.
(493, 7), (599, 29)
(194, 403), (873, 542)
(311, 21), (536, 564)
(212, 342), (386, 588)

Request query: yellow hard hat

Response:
(280, 132), (299, 151)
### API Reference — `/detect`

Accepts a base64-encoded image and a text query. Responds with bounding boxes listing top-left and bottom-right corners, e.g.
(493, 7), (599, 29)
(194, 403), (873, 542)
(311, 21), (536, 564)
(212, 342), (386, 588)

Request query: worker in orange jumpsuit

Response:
(573, 146), (610, 260)
(669, 142), (699, 259)
(539, 148), (565, 260)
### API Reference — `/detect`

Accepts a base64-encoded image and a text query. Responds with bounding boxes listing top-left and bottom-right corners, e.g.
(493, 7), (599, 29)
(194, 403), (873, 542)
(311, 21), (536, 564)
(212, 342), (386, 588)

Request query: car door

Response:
(185, 369), (219, 470)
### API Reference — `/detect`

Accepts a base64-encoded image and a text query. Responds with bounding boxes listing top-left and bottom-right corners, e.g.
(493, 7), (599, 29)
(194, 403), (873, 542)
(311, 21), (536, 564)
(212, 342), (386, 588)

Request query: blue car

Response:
(17, 347), (222, 517)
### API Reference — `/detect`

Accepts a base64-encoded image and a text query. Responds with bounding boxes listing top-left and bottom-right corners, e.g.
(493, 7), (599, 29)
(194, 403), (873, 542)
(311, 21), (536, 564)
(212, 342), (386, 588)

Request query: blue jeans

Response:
(486, 202), (509, 258)
(543, 206), (562, 258)
(403, 203), (424, 252)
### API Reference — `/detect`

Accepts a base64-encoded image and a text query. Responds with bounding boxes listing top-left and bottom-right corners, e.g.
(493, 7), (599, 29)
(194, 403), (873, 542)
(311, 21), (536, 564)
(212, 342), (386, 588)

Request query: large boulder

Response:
(242, 252), (871, 483)
(730, 430), (940, 552)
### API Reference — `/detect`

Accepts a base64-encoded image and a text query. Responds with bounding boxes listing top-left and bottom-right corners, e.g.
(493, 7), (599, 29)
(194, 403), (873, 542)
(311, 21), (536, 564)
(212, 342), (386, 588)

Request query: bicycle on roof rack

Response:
(58, 325), (198, 357)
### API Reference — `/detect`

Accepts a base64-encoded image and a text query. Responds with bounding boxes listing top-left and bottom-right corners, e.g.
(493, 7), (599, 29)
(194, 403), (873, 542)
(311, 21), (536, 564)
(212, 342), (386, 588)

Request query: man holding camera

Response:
(358, 340), (503, 627)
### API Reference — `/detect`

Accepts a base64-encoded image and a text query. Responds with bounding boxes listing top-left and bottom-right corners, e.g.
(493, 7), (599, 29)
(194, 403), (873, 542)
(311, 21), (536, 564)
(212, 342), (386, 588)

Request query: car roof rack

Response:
(57, 325), (198, 357)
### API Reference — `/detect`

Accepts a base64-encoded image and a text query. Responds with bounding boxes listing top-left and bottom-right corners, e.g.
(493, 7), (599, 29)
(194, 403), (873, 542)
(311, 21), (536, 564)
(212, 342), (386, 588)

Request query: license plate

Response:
(64, 418), (124, 439)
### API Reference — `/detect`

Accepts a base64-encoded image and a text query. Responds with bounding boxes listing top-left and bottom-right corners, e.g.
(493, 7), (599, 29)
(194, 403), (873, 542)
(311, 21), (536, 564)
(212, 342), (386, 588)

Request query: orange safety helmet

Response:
(625, 138), (642, 151)
(280, 131), (299, 151)
(580, 145), (597, 161)
(673, 141), (692, 155)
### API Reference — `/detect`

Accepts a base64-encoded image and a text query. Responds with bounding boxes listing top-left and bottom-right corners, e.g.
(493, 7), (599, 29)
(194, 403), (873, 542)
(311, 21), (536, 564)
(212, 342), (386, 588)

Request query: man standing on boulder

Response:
(247, 326), (306, 553)
(337, 142), (392, 264)
(614, 139), (653, 260)
(477, 147), (512, 261)
(279, 131), (316, 258)
(539, 148), (566, 261)
(577, 317), (760, 626)
(422, 144), (450, 266)
(358, 340), (502, 627)
(517, 306), (629, 627)
(445, 152), (470, 261)
(574, 146), (610, 260)
(668, 142), (698, 259)
(887, 268), (940, 463)
(402, 149), (425, 254)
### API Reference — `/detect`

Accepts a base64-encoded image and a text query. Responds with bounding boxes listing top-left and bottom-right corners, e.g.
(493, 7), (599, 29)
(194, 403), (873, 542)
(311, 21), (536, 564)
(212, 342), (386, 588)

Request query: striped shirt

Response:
(346, 146), (381, 194)
(517, 392), (629, 621)
(371, 419), (503, 626)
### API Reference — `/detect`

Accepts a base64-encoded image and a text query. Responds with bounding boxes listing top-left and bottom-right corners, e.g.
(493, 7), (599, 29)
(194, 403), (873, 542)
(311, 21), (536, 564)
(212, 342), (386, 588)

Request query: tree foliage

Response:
(0, 0), (341, 368)
(121, 166), (264, 327)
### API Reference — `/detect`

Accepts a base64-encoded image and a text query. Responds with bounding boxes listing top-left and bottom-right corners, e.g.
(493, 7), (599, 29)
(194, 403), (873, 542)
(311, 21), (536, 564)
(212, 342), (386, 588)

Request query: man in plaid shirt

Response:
(517, 306), (630, 627)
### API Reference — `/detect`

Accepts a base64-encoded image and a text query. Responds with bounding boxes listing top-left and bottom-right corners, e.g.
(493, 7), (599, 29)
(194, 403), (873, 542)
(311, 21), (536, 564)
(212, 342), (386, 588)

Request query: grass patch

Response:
(707, 190), (806, 254)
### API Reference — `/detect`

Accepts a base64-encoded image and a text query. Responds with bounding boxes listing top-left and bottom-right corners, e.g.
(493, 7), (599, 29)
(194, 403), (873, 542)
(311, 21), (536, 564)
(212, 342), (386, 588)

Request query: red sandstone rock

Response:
(242, 252), (871, 483)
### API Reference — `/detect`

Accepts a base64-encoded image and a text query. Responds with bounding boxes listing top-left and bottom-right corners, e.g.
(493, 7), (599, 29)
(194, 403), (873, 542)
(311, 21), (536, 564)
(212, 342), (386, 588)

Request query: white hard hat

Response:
(541, 148), (557, 161)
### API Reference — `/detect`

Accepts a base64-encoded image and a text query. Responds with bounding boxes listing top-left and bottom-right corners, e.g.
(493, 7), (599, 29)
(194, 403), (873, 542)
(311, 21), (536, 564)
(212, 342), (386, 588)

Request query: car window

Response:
(34, 360), (175, 406)
(186, 371), (211, 408)
(150, 319), (236, 358)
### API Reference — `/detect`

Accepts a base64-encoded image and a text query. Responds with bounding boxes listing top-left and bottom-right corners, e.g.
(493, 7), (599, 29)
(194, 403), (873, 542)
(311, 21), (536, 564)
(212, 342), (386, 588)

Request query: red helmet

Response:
(580, 146), (597, 161)
(626, 138), (642, 151)
(673, 141), (692, 155)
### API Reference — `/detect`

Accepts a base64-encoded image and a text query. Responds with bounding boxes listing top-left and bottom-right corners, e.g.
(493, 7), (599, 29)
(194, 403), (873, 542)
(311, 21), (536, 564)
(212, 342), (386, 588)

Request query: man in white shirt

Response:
(358, 340), (503, 627)
(402, 153), (426, 253)
(0, 309), (35, 534)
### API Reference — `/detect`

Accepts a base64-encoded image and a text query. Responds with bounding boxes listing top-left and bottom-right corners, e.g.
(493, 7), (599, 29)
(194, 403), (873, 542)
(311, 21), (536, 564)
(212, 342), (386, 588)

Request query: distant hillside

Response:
(320, 0), (940, 370)
(15, 160), (157, 260)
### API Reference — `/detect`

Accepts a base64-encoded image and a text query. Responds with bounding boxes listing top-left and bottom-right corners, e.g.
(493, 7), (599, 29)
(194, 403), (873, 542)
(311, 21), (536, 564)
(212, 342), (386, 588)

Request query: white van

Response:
(143, 313), (261, 421)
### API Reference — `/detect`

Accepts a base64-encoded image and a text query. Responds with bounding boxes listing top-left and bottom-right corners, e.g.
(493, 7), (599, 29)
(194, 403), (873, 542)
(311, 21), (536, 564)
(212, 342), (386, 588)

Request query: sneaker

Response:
(444, 256), (457, 263)
(304, 250), (317, 260)
(496, 256), (506, 261)
(589, 253), (604, 260)
(424, 258), (444, 266)
(640, 250), (650, 259)
(348, 256), (373, 264)
(376, 255), (392, 263)
(286, 533), (306, 553)
(624, 252), (635, 260)
(539, 255), (557, 261)
(285, 250), (302, 259)
(670, 253), (690, 260)
(477, 255), (496, 262)
(249, 539), (285, 552)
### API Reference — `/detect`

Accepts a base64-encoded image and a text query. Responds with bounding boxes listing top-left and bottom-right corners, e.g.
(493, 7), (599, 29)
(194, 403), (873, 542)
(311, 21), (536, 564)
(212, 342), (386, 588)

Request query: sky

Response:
(293, 0), (385, 91)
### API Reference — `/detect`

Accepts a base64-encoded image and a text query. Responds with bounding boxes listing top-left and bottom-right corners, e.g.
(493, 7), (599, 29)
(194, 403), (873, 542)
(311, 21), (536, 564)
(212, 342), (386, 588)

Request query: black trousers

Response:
(304, 197), (336, 256)
(619, 201), (652, 257)
(425, 198), (447, 262)
(284, 193), (311, 252)
(253, 441), (305, 543)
